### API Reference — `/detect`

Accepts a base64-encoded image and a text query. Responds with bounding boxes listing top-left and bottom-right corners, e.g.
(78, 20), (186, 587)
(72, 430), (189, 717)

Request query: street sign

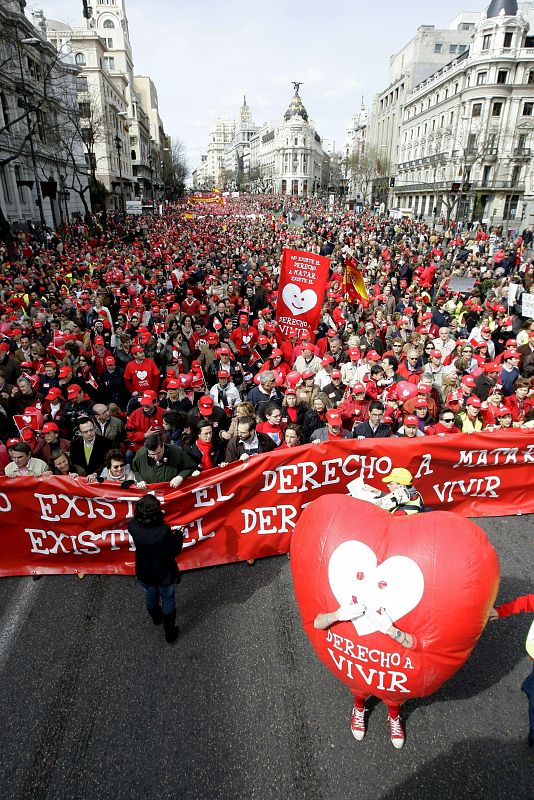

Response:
(522, 293), (534, 319)
(448, 277), (476, 293)
(126, 200), (143, 215)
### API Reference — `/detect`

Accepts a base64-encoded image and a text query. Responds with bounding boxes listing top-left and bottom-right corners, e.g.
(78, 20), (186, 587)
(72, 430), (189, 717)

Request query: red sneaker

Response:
(350, 705), (366, 741)
(388, 714), (405, 749)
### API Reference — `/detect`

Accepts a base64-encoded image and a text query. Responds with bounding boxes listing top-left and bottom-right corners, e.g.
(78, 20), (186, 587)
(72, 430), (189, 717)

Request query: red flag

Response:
(276, 249), (330, 341)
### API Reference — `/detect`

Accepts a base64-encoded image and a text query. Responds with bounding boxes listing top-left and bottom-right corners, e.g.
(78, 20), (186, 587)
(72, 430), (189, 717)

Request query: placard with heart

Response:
(290, 495), (499, 704)
(281, 284), (318, 317)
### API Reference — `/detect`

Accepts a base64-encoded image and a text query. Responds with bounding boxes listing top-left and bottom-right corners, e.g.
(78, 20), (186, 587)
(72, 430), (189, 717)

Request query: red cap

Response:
(167, 378), (180, 389)
(366, 350), (380, 361)
(348, 347), (360, 360)
(481, 325), (491, 334)
(430, 349), (442, 359)
(140, 390), (157, 406)
(67, 383), (81, 398)
(466, 396), (481, 408)
(271, 348), (283, 357)
(0, 343), (10, 352)
(301, 370), (315, 380)
(219, 346), (231, 355)
(239, 314), (249, 323)
(104, 356), (115, 365)
(326, 409), (342, 425)
(44, 360), (56, 367)
(206, 332), (218, 344)
(58, 366), (71, 378)
(496, 406), (512, 417)
(503, 349), (521, 360)
(217, 370), (230, 379)
(461, 375), (476, 388)
(353, 382), (366, 394)
(258, 335), (268, 345)
(422, 312), (432, 320)
(416, 383), (431, 394)
(131, 345), (144, 354)
(484, 361), (501, 373)
(321, 354), (334, 365)
(331, 369), (342, 379)
(414, 398), (428, 409)
(45, 388), (62, 401)
(93, 336), (104, 345)
(326, 329), (337, 338)
(41, 421), (59, 434)
(404, 415), (418, 426)
(198, 395), (214, 414)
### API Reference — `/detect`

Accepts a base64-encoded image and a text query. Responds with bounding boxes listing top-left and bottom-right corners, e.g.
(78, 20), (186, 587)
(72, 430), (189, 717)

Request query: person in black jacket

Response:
(127, 494), (182, 643)
(352, 401), (392, 439)
(69, 417), (113, 473)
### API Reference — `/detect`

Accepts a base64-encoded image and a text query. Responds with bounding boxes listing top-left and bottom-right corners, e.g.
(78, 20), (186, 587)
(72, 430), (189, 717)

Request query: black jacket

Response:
(352, 421), (391, 439)
(127, 520), (182, 585)
(70, 434), (113, 473)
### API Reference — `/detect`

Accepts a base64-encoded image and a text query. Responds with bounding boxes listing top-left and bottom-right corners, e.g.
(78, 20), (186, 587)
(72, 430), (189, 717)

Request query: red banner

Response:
(0, 430), (533, 577)
(276, 248), (330, 340)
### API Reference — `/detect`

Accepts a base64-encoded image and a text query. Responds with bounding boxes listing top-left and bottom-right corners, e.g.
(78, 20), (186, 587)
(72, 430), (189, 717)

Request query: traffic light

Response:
(389, 177), (395, 188)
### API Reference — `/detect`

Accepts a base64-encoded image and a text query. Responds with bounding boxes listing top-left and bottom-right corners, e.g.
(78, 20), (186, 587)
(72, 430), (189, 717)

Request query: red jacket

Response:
(124, 357), (160, 394)
(503, 394), (533, 422)
(126, 406), (165, 450)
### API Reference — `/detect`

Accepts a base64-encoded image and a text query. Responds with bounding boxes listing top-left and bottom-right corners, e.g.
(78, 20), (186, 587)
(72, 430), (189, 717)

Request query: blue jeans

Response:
(137, 580), (176, 615)
(521, 661), (534, 732)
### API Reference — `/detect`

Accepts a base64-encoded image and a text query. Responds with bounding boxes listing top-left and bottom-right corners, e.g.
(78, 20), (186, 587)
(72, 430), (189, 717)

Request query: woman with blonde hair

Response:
(221, 400), (255, 440)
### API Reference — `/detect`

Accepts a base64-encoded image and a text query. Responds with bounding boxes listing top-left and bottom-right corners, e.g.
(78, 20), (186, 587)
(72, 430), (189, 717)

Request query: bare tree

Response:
(248, 163), (273, 194)
(161, 137), (188, 199)
(347, 147), (388, 201)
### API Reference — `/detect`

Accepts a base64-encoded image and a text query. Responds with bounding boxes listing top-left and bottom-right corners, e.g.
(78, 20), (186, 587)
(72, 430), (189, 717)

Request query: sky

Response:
(29, 0), (481, 172)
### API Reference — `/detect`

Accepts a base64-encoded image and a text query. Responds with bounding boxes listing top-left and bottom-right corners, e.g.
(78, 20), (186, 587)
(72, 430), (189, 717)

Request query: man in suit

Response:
(92, 403), (125, 448)
(352, 401), (392, 439)
(69, 416), (113, 474)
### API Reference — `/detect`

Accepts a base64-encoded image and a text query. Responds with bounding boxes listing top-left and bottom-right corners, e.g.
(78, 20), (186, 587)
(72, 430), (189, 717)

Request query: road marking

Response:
(0, 578), (42, 672)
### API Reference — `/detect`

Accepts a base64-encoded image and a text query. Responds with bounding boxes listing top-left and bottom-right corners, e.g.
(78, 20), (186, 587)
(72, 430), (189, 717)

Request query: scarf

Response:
(196, 438), (214, 471)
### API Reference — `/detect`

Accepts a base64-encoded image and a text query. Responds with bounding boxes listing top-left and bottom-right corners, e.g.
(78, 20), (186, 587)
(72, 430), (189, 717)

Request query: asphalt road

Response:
(0, 515), (532, 800)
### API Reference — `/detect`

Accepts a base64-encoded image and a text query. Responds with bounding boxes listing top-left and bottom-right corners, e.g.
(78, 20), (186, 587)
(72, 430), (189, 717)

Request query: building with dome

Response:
(193, 86), (329, 195)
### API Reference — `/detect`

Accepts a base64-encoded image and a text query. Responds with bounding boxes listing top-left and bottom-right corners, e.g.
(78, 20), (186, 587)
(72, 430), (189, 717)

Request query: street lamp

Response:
(16, 35), (47, 232)
(147, 152), (154, 213)
(114, 133), (125, 217)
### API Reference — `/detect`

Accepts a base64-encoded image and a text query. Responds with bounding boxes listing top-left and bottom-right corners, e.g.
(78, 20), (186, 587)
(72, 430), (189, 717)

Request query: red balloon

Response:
(396, 381), (418, 401)
(290, 496), (499, 704)
(286, 370), (301, 388)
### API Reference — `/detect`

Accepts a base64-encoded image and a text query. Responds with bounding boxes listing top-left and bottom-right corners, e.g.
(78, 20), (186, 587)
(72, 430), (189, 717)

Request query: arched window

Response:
(103, 19), (115, 28)
(75, 52), (86, 66)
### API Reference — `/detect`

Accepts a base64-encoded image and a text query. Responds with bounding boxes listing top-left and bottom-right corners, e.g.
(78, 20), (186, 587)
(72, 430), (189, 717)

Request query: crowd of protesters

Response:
(0, 194), (533, 489)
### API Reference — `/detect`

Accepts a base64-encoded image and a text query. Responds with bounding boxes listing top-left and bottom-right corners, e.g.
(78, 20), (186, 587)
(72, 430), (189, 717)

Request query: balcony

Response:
(513, 147), (532, 158)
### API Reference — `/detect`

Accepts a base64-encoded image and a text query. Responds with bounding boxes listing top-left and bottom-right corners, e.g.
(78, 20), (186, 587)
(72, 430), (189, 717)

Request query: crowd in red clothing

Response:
(0, 195), (533, 483)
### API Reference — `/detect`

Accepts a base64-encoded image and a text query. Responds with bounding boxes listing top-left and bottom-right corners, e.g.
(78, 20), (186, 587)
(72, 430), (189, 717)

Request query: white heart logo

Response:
(282, 284), (317, 317)
(328, 540), (424, 636)
(22, 415), (32, 424)
(136, 370), (148, 380)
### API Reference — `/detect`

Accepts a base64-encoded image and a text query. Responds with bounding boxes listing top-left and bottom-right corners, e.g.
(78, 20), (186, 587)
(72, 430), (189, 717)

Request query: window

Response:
(107, 38), (113, 48)
(461, 22), (474, 31)
(0, 92), (10, 127)
(467, 133), (477, 152)
(131, 150), (136, 160)
(75, 52), (86, 66)
(0, 166), (12, 203)
(497, 70), (508, 84)
(434, 43), (442, 53)
(78, 101), (90, 118)
(76, 76), (88, 92)
(492, 101), (503, 117)
(103, 19), (115, 28)
(458, 44), (467, 53)
(482, 165), (492, 185)
(14, 165), (25, 204)
(294, 137), (298, 145)
(528, 70), (534, 84)
(503, 31), (513, 48)
(482, 34), (492, 50)
(472, 103), (482, 118)
(103, 57), (115, 70)
(511, 165), (522, 185)
(477, 72), (487, 85)
(523, 102), (533, 116)
(449, 44), (457, 53)
(518, 133), (528, 150)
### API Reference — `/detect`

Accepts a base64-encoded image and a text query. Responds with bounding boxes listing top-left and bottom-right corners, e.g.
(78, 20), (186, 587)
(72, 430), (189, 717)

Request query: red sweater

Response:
(126, 406), (165, 450)
(124, 357), (160, 394)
